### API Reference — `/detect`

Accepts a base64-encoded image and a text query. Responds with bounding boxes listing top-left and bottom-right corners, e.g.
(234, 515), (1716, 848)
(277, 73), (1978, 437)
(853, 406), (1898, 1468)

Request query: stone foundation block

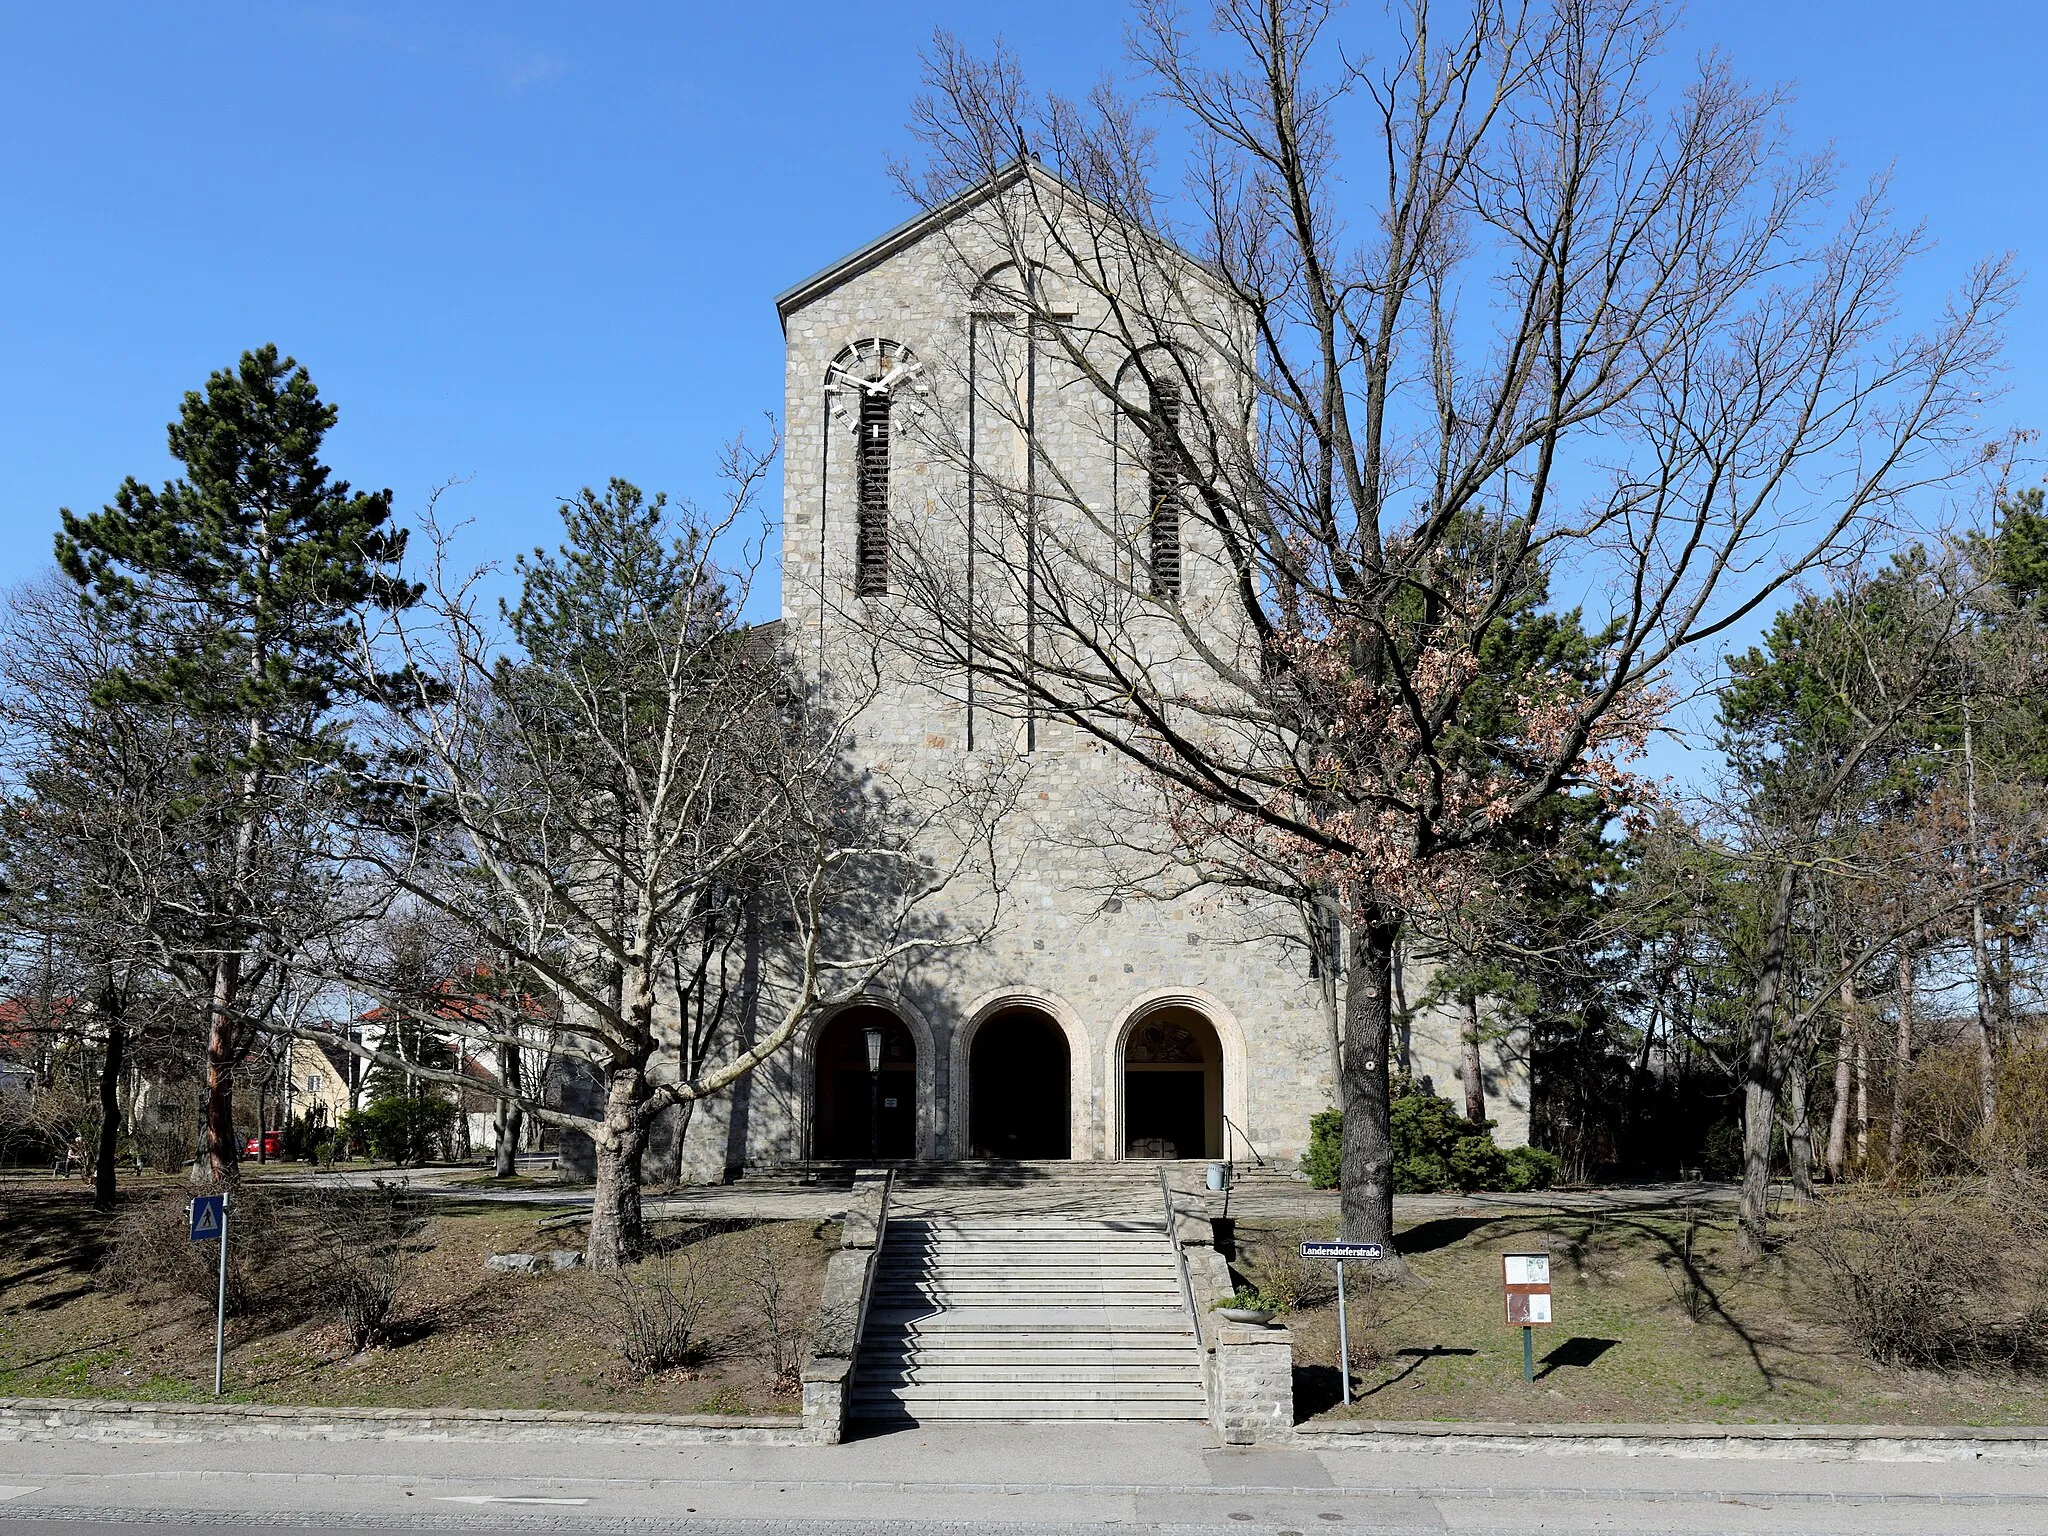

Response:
(1215, 1323), (1294, 1444)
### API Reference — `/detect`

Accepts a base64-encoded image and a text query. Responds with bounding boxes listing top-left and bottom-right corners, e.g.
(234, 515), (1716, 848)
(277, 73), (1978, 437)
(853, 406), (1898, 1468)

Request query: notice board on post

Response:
(1502, 1252), (1552, 1325)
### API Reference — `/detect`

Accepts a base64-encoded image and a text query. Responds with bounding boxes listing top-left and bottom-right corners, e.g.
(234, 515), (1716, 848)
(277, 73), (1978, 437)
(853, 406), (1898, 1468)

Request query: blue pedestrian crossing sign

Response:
(188, 1194), (225, 1242)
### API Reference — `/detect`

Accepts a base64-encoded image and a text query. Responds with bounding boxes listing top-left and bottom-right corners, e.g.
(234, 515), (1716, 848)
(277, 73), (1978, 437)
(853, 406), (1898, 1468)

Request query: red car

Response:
(242, 1132), (283, 1157)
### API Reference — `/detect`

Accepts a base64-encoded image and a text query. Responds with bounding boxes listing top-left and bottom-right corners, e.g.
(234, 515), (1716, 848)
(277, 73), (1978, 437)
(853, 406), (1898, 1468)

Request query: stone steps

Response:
(743, 1158), (1297, 1191)
(852, 1210), (1207, 1425)
(865, 1306), (1194, 1332)
(873, 1276), (1179, 1291)
(859, 1380), (1207, 1403)
(852, 1398), (1207, 1422)
(873, 1280), (1184, 1298)
(852, 1345), (1199, 1368)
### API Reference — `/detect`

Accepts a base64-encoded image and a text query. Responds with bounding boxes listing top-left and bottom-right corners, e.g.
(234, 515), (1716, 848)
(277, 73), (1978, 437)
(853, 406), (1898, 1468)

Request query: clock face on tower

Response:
(826, 337), (925, 431)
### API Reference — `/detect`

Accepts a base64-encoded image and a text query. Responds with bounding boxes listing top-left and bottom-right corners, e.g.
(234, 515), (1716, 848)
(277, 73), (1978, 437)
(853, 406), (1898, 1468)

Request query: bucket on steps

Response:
(1206, 1161), (1230, 1192)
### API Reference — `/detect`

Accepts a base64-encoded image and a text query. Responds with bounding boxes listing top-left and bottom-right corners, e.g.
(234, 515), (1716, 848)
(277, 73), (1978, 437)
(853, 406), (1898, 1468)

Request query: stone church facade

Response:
(665, 168), (1530, 1180)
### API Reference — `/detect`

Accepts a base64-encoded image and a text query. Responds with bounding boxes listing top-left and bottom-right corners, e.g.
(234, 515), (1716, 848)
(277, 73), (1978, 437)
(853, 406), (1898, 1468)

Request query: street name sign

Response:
(1300, 1241), (1386, 1407)
(1298, 1241), (1386, 1260)
(188, 1194), (225, 1243)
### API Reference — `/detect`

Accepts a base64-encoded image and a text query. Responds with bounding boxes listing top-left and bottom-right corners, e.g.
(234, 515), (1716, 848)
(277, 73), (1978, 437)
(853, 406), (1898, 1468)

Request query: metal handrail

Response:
(1221, 1113), (1266, 1169)
(1158, 1162), (1203, 1346)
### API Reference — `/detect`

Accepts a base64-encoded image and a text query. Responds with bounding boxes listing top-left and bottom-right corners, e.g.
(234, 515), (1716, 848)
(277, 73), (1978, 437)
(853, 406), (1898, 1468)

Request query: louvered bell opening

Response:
(1148, 377), (1182, 599)
(856, 388), (892, 596)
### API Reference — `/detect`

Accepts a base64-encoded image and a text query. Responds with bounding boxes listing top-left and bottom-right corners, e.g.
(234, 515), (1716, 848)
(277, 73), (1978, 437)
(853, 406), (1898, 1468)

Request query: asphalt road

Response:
(4, 1422), (2046, 1535)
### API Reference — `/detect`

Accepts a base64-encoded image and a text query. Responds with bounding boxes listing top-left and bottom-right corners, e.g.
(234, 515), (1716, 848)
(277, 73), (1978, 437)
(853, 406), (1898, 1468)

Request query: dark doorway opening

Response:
(968, 1008), (1071, 1159)
(813, 1007), (916, 1159)
(1123, 1007), (1222, 1159)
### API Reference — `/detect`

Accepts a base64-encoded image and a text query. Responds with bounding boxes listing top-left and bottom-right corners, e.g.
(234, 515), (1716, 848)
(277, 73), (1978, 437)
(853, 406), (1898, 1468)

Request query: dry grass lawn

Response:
(1234, 1199), (2048, 1427)
(0, 1178), (835, 1416)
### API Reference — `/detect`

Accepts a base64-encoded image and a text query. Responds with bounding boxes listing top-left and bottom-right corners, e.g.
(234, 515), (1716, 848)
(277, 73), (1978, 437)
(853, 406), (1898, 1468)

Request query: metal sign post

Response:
(1334, 1259), (1348, 1404)
(1300, 1240), (1386, 1406)
(189, 1191), (228, 1396)
(1502, 1252), (1552, 1382)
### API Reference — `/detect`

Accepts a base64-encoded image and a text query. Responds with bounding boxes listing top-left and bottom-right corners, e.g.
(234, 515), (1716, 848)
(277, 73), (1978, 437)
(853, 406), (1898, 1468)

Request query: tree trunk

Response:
(1338, 914), (1400, 1255)
(1888, 946), (1913, 1176)
(494, 1099), (523, 1178)
(93, 987), (125, 1211)
(1787, 1033), (1813, 1203)
(1970, 890), (1997, 1131)
(1458, 990), (1486, 1124)
(1313, 902), (1343, 1098)
(1390, 931), (1411, 1076)
(452, 1092), (472, 1162)
(494, 1037), (524, 1178)
(1825, 975), (1854, 1182)
(203, 747), (264, 1187)
(1853, 1032), (1870, 1164)
(1738, 863), (1798, 1263)
(585, 1061), (650, 1270)
(200, 952), (241, 1185)
(1964, 707), (1997, 1127)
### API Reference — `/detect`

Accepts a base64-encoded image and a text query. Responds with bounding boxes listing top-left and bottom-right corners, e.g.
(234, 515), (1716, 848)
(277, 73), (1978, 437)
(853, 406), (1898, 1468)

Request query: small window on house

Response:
(856, 387), (891, 596)
(1147, 374), (1183, 598)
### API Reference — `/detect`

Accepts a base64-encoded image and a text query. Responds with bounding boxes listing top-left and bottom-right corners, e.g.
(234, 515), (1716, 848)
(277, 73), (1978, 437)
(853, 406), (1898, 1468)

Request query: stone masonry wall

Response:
(671, 183), (1529, 1178)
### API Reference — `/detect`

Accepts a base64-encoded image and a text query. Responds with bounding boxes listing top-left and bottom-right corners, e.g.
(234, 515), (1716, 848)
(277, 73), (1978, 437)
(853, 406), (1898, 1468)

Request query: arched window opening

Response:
(856, 387), (892, 596)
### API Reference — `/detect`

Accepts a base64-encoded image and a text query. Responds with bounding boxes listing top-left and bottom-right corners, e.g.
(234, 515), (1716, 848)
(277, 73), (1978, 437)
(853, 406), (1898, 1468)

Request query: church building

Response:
(667, 165), (1530, 1178)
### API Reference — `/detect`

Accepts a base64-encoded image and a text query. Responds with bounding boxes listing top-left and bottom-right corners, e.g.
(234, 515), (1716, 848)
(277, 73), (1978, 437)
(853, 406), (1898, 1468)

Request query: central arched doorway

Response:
(812, 1006), (916, 1159)
(968, 1007), (1071, 1159)
(1122, 1007), (1223, 1159)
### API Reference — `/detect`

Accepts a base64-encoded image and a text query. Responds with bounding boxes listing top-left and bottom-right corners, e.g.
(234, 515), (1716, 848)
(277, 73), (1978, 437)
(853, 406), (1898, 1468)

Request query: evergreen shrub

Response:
(1301, 1079), (1560, 1194)
(1503, 1144), (1562, 1191)
(340, 1096), (455, 1166)
(1302, 1108), (1343, 1189)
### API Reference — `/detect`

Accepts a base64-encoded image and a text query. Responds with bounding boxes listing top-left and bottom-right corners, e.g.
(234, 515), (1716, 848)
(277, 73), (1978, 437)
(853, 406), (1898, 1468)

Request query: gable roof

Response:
(774, 161), (1033, 328)
(773, 159), (1211, 330)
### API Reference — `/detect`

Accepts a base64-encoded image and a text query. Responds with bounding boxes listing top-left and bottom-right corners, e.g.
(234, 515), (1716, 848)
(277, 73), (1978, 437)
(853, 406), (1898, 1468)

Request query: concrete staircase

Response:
(851, 1208), (1209, 1424)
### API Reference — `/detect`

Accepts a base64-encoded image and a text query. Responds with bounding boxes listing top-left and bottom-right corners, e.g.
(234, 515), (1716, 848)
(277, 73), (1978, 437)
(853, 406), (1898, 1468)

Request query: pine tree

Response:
(55, 345), (417, 1181)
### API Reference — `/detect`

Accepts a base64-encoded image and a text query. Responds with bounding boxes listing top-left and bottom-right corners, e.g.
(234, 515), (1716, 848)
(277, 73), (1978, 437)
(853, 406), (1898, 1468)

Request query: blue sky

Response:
(1, 0), (2041, 670)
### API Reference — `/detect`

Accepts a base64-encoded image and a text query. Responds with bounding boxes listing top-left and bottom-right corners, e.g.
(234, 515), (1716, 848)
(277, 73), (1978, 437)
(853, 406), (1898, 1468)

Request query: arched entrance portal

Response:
(1123, 1007), (1223, 1160)
(813, 1007), (916, 1159)
(968, 1008), (1071, 1159)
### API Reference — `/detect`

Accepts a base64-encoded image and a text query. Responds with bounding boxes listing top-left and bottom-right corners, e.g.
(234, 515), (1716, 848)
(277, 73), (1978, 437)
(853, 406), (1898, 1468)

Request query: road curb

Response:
(0, 1396), (811, 1446)
(1297, 1417), (2048, 1461)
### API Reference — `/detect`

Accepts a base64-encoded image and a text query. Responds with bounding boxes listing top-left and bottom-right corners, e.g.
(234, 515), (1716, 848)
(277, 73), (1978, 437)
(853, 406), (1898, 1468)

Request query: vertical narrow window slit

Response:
(1148, 375), (1182, 598)
(856, 387), (891, 596)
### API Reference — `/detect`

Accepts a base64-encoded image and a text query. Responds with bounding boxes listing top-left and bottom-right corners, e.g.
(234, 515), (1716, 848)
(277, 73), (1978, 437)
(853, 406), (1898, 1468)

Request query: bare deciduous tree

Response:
(0, 578), (200, 1204)
(869, 0), (2009, 1247)
(313, 457), (1016, 1268)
